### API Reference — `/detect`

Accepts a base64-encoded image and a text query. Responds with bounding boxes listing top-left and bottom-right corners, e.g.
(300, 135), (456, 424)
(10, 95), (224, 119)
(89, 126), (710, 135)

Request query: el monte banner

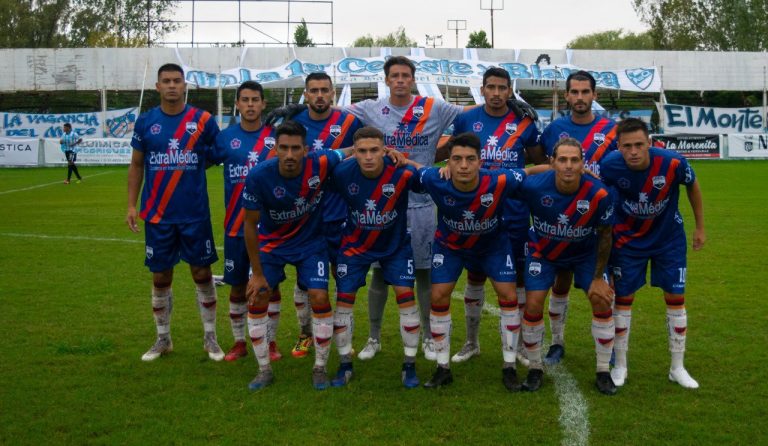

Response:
(657, 103), (768, 135)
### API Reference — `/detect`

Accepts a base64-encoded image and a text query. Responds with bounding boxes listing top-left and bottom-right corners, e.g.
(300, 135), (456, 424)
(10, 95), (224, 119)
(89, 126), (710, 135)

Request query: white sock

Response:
(293, 284), (311, 336)
(592, 311), (615, 373)
(397, 291), (420, 357)
(463, 283), (485, 345)
(430, 306), (452, 367)
(499, 299), (520, 364)
(151, 287), (173, 337)
(667, 306), (687, 370)
(267, 291), (281, 343)
(247, 306), (270, 369)
(195, 279), (218, 334)
(548, 292), (569, 345)
(229, 297), (247, 342)
(522, 312), (545, 369)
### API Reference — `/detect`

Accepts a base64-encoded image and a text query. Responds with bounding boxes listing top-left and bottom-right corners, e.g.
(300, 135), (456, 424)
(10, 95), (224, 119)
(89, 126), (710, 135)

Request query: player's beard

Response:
(309, 102), (330, 114)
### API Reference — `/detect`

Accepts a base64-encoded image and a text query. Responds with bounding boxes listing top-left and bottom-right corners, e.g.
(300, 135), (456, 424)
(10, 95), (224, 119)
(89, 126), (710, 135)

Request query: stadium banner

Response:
(0, 137), (39, 166)
(651, 134), (722, 159)
(1, 108), (138, 139)
(656, 102), (768, 135)
(44, 138), (132, 165)
(727, 134), (768, 158)
(181, 57), (660, 93)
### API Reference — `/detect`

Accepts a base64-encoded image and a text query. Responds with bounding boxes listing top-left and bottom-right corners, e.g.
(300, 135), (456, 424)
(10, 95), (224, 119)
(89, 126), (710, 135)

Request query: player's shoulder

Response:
(651, 147), (685, 162)
(522, 169), (553, 190)
(582, 174), (608, 192)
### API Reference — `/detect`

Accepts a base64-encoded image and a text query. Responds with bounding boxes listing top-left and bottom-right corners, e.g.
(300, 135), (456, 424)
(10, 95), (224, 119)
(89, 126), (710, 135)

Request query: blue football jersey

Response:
(599, 148), (695, 253)
(242, 149), (344, 257)
(539, 115), (617, 177)
(417, 167), (526, 255)
(211, 123), (275, 237)
(131, 105), (219, 224)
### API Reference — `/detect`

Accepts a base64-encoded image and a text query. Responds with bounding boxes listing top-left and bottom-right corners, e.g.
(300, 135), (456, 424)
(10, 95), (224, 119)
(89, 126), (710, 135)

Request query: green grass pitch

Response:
(0, 161), (766, 444)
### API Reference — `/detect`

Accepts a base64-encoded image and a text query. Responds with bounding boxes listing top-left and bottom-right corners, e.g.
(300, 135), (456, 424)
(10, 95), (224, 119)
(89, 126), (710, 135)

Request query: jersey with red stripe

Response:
(292, 109), (363, 223)
(211, 123), (275, 237)
(599, 148), (696, 253)
(329, 157), (418, 262)
(346, 96), (462, 208)
(131, 105), (219, 224)
(453, 106), (540, 231)
(517, 170), (612, 262)
(417, 167), (526, 255)
(242, 149), (344, 257)
(539, 115), (618, 177)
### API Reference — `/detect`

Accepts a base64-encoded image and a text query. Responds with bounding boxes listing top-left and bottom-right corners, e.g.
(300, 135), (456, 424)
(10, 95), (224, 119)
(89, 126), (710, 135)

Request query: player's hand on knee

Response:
(587, 278), (614, 307)
(247, 275), (270, 306)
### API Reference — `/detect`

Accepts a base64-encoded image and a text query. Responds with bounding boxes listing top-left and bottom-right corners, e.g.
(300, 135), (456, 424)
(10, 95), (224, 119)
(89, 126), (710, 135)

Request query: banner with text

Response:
(657, 103), (768, 135)
(1, 108), (138, 139)
(44, 138), (132, 165)
(651, 134), (722, 159)
(182, 57), (660, 93)
(727, 134), (768, 158)
(0, 137), (39, 166)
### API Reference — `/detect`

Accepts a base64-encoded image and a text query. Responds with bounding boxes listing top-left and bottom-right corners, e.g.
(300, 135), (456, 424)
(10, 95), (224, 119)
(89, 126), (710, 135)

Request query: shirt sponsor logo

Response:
(382, 183), (395, 198)
(622, 195), (670, 218)
(185, 122), (198, 135)
(576, 199), (590, 215)
(350, 203), (399, 229)
(150, 124), (162, 135)
(442, 214), (499, 234)
(267, 193), (323, 223)
(148, 145), (199, 168)
(532, 215), (595, 241)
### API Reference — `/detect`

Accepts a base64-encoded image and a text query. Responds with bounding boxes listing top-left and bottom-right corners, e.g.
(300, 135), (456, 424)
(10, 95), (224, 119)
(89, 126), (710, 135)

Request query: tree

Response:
(632, 0), (768, 51)
(567, 29), (656, 50)
(294, 18), (315, 47)
(67, 0), (178, 47)
(351, 27), (417, 47)
(466, 30), (491, 48)
(0, 0), (70, 48)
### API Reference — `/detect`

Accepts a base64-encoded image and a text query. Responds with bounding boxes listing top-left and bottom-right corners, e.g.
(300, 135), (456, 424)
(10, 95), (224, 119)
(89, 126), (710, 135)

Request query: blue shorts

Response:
(525, 252), (598, 292)
(610, 241), (687, 296)
(261, 248), (329, 291)
(223, 236), (251, 286)
(323, 220), (345, 267)
(431, 241), (517, 284)
(336, 246), (416, 293)
(144, 220), (217, 272)
(467, 228), (528, 283)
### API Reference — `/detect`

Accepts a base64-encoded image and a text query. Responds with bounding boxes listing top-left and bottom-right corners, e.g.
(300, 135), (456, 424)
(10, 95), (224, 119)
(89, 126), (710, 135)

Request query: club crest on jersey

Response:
(559, 132), (570, 140)
(230, 138), (242, 149)
(185, 122), (198, 135)
(473, 122), (483, 132)
(541, 195), (554, 207)
(576, 199), (590, 215)
(150, 124), (162, 135)
(652, 175), (666, 190)
(432, 254), (444, 268)
(412, 106), (424, 119)
(273, 186), (286, 198)
(225, 259), (234, 272)
(382, 183), (395, 198)
(336, 264), (347, 278)
(263, 137), (276, 150)
(529, 261), (542, 276)
(593, 133), (606, 144)
(308, 175), (321, 189)
(480, 193), (494, 207)
(617, 178), (631, 189)
(330, 125), (342, 138)
(145, 246), (154, 259)
(348, 183), (360, 195)
(443, 196), (456, 206)
(505, 122), (518, 135)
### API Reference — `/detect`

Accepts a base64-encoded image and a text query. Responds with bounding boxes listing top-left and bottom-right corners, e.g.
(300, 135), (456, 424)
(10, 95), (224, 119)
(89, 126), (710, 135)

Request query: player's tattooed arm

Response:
(244, 209), (271, 306)
(587, 225), (614, 306)
(686, 180), (706, 251)
(126, 150), (145, 233)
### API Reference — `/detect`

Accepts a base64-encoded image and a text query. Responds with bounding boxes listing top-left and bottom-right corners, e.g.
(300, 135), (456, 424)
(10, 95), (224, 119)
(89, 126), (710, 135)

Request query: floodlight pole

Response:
(480, 0), (504, 48)
(447, 19), (467, 48)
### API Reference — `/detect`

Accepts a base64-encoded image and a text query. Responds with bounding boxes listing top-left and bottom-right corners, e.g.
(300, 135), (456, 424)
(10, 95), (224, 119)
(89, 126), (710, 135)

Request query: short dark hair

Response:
(565, 70), (596, 92)
(305, 72), (333, 86)
(353, 126), (384, 143)
(276, 120), (307, 141)
(63, 123), (72, 129)
(483, 67), (511, 87)
(384, 56), (416, 77)
(448, 132), (482, 156)
(552, 137), (583, 159)
(616, 117), (649, 140)
(237, 81), (264, 101)
(157, 63), (184, 79)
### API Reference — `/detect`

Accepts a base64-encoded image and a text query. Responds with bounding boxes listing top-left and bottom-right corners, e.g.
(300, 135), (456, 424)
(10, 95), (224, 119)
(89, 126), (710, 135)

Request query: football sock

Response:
(293, 284), (312, 337)
(151, 286), (173, 338)
(516, 287), (527, 352)
(366, 268), (388, 340)
(522, 311), (545, 369)
(334, 292), (356, 356)
(613, 295), (634, 369)
(463, 281), (485, 345)
(396, 291), (420, 357)
(665, 296), (687, 370)
(592, 310), (615, 373)
(229, 294), (247, 342)
(430, 304), (452, 367)
(312, 302), (333, 368)
(499, 297), (521, 364)
(415, 269), (432, 340)
(548, 292), (569, 346)
(267, 289), (282, 343)
(247, 304), (270, 369)
(195, 278), (217, 334)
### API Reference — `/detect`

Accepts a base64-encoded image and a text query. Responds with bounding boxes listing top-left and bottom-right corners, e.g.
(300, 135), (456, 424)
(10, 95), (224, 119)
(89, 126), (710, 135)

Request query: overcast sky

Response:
(163, 0), (648, 49)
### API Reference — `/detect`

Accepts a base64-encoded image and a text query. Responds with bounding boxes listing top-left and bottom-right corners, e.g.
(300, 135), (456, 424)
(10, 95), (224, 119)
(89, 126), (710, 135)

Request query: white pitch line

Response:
(451, 291), (590, 446)
(0, 232), (224, 252)
(0, 170), (116, 195)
